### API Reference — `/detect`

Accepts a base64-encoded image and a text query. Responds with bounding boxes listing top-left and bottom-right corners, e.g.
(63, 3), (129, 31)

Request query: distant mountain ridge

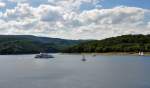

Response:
(0, 35), (81, 44)
(0, 35), (84, 54)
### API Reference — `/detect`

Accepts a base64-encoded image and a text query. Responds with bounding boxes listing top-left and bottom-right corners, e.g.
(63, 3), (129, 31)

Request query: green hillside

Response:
(63, 34), (150, 53)
(1, 34), (150, 54)
(0, 35), (84, 54)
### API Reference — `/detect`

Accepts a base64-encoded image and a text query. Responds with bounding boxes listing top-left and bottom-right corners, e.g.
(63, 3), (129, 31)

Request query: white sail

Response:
(139, 52), (144, 56)
(141, 52), (144, 56)
(139, 52), (141, 56)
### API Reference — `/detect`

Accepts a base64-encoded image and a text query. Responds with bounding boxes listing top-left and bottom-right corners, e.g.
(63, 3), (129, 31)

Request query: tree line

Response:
(63, 34), (150, 53)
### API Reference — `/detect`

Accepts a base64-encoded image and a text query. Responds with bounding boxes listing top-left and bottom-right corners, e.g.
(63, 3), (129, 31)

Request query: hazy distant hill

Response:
(0, 35), (84, 54)
(64, 34), (150, 53)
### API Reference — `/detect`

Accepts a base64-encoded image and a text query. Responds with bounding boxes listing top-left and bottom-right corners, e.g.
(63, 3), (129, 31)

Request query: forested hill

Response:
(63, 34), (150, 53)
(0, 35), (84, 54)
(1, 34), (150, 54)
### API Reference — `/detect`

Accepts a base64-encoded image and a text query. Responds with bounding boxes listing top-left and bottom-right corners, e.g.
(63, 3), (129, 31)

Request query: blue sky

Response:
(101, 0), (150, 9)
(1, 0), (150, 12)
(0, 0), (149, 39)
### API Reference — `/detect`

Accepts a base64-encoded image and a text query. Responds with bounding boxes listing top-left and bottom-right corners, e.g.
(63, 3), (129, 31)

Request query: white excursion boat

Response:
(35, 53), (54, 58)
(139, 51), (144, 56)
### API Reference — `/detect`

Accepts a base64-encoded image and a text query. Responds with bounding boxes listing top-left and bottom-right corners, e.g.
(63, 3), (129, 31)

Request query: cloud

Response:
(68, 6), (150, 39)
(0, 1), (6, 8)
(61, 6), (150, 39)
(77, 6), (146, 25)
(0, 0), (150, 39)
(48, 0), (101, 11)
(37, 5), (64, 22)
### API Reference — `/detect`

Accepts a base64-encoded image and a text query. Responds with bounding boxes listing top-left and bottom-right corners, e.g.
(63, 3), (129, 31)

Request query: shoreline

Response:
(61, 52), (150, 56)
(0, 52), (150, 56)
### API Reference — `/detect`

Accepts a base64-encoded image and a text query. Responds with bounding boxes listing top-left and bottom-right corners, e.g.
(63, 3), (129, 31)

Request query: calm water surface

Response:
(0, 54), (149, 88)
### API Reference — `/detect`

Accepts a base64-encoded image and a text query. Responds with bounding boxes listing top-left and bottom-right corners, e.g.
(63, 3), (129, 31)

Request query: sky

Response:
(0, 0), (150, 40)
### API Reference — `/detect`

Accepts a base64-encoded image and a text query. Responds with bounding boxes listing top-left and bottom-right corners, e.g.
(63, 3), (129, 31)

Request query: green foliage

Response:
(1, 34), (150, 54)
(63, 34), (150, 53)
(0, 35), (84, 54)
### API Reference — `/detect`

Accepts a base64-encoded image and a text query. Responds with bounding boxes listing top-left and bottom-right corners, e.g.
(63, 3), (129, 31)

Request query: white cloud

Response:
(48, 0), (101, 11)
(0, 1), (5, 8)
(0, 0), (150, 39)
(8, 0), (29, 2)
(37, 5), (64, 22)
(63, 6), (150, 39)
(77, 6), (147, 25)
(2, 3), (35, 20)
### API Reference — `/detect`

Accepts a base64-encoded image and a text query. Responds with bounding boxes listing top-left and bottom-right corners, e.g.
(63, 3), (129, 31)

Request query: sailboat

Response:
(81, 54), (86, 61)
(139, 51), (144, 56)
(140, 52), (144, 56)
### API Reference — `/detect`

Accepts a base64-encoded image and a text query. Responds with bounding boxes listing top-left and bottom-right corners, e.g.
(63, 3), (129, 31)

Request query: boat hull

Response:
(35, 54), (54, 59)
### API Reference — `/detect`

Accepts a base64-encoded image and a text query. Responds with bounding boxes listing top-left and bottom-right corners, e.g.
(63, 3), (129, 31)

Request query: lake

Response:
(0, 54), (149, 88)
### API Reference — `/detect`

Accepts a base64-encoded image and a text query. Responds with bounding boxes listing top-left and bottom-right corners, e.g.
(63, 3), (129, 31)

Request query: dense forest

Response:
(1, 34), (150, 54)
(0, 35), (84, 54)
(63, 34), (150, 53)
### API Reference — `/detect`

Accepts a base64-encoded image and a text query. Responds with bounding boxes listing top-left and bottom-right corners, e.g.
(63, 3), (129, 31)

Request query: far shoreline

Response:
(62, 52), (150, 56)
(0, 52), (150, 56)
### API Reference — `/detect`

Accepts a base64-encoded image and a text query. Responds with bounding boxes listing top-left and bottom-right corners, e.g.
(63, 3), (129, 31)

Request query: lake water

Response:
(0, 54), (149, 88)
